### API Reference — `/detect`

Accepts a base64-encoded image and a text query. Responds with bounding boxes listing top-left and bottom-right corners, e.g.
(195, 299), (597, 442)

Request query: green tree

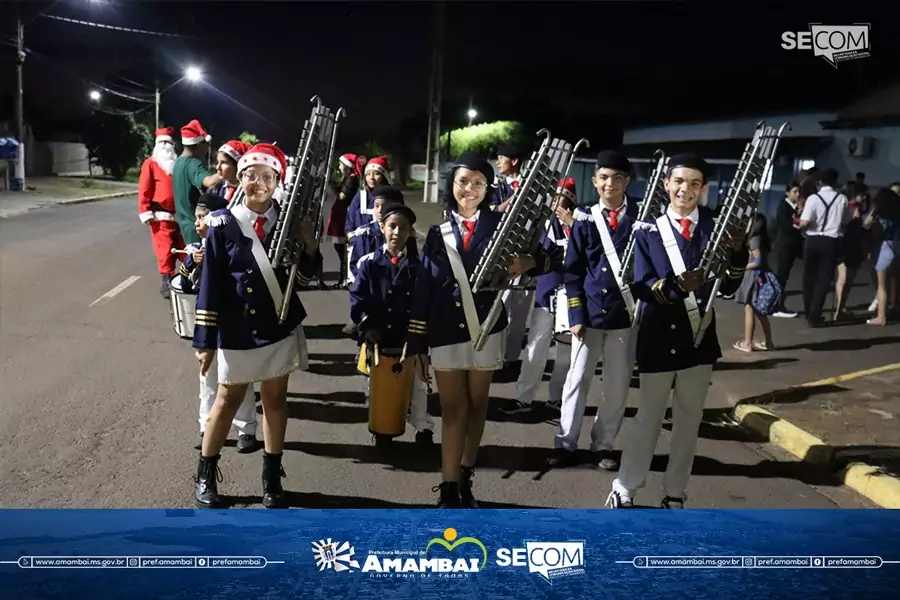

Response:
(83, 113), (152, 180)
(239, 131), (259, 145)
(439, 121), (528, 159)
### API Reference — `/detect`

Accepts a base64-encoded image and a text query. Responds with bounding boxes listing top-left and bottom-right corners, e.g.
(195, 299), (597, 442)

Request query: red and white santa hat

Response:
(154, 127), (175, 144)
(218, 140), (250, 162)
(364, 155), (390, 177)
(556, 177), (577, 201)
(181, 119), (212, 145)
(338, 153), (356, 168)
(238, 143), (288, 182)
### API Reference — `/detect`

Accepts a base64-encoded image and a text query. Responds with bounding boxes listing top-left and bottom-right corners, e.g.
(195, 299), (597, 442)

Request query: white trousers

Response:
(199, 354), (258, 435)
(613, 364), (714, 501)
(503, 289), (534, 362)
(363, 376), (434, 432)
(515, 307), (571, 404)
(555, 327), (636, 452)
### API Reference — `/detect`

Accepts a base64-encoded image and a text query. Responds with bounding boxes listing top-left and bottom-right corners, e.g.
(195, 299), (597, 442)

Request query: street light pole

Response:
(13, 15), (26, 189)
(423, 1), (445, 204)
(154, 85), (160, 131)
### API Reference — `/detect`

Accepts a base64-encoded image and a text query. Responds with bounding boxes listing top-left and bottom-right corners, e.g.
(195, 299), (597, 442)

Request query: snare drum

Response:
(367, 348), (414, 439)
(550, 286), (572, 344)
(169, 284), (197, 340)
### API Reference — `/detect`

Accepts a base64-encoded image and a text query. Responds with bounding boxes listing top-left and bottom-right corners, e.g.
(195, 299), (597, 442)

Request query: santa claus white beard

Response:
(152, 143), (177, 174)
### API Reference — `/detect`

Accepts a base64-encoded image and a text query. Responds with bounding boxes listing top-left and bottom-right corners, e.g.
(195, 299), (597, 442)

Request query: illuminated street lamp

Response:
(185, 66), (203, 83)
(467, 107), (477, 127)
(89, 90), (101, 101)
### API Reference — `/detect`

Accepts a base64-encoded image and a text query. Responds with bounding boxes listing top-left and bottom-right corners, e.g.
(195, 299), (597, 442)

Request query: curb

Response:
(59, 190), (137, 205)
(733, 403), (900, 508)
(0, 190), (136, 219)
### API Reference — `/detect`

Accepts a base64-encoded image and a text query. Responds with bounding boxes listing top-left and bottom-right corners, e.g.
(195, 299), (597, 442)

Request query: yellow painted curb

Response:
(843, 464), (900, 509)
(734, 404), (834, 465)
(733, 405), (900, 508)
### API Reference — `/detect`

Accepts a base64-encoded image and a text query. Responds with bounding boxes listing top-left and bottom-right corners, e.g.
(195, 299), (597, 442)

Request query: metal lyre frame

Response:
(268, 95), (346, 323)
(693, 120), (791, 345)
(469, 129), (588, 351)
(623, 149), (668, 326)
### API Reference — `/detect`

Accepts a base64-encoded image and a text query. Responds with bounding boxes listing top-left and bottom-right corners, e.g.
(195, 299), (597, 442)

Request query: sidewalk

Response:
(0, 177), (137, 219)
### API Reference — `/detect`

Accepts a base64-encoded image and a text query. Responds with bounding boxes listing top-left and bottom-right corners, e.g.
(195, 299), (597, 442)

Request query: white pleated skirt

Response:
(217, 325), (308, 385)
(430, 329), (507, 372)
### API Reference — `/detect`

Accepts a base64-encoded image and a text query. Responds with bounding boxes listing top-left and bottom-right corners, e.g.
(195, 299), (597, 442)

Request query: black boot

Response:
(459, 466), (479, 508)
(194, 454), (223, 509)
(160, 273), (172, 299)
(433, 482), (462, 508)
(262, 452), (288, 508)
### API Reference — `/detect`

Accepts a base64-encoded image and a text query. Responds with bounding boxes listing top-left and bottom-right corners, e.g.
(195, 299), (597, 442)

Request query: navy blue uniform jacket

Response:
(350, 246), (419, 352)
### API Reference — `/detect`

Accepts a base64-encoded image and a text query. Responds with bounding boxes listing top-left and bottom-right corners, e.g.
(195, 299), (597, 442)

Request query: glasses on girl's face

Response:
(454, 179), (487, 191)
(242, 170), (278, 186)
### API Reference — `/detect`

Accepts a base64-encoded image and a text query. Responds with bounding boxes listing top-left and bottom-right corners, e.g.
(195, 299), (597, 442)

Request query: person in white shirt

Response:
(797, 168), (852, 327)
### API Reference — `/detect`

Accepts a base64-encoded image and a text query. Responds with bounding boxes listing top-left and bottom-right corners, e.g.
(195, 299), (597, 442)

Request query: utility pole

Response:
(13, 13), (26, 190)
(423, 1), (444, 204)
(154, 85), (160, 131)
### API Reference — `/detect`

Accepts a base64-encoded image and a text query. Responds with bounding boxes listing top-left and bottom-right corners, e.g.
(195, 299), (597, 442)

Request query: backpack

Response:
(752, 271), (783, 316)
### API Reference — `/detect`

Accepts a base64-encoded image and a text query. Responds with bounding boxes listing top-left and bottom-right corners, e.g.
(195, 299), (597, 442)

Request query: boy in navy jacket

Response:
(350, 202), (434, 444)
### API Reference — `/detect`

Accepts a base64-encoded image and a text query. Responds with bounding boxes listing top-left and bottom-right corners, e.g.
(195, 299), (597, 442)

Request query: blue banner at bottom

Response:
(1, 510), (898, 599)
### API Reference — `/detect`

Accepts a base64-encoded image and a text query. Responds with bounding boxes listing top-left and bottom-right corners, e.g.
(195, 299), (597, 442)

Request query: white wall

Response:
(623, 112), (836, 145)
(813, 126), (900, 188)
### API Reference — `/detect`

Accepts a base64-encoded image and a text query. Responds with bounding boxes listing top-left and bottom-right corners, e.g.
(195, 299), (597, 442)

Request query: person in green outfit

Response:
(173, 119), (223, 245)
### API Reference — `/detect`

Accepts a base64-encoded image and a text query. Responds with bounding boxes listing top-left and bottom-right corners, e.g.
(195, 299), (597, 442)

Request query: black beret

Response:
(453, 151), (494, 183)
(667, 153), (710, 178)
(370, 185), (404, 203)
(197, 192), (229, 212)
(595, 150), (632, 174)
(380, 202), (416, 225)
(497, 144), (524, 159)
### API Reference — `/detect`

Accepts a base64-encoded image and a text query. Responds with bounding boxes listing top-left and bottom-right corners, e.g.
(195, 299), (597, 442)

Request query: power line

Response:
(38, 13), (192, 38)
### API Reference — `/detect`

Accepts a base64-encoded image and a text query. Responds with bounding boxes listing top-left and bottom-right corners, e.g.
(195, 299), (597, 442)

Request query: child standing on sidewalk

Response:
(733, 213), (778, 352)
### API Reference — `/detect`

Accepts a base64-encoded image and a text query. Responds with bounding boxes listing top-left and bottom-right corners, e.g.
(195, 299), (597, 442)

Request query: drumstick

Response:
(171, 248), (191, 255)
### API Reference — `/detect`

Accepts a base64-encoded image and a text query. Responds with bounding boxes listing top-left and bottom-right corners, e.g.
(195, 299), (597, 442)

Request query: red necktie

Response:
(678, 218), (692, 241)
(253, 216), (267, 242)
(511, 179), (519, 190)
(607, 208), (619, 231)
(562, 224), (571, 239)
(224, 186), (234, 201)
(462, 221), (476, 250)
(390, 255), (400, 265)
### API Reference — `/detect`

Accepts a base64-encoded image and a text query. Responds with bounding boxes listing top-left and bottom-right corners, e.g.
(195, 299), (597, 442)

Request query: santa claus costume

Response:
(138, 127), (185, 299)
(326, 153), (366, 288)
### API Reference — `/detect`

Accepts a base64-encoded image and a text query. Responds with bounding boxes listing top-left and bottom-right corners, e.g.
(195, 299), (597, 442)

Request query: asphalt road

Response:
(0, 197), (874, 509)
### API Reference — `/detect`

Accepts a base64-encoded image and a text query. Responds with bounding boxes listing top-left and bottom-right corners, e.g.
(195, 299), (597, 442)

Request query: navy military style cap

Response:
(370, 185), (404, 204)
(380, 202), (416, 225)
(197, 192), (229, 212)
(595, 150), (632, 174)
(666, 153), (710, 179)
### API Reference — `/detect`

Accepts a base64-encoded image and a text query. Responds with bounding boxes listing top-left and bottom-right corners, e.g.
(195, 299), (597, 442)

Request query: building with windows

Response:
(565, 80), (900, 216)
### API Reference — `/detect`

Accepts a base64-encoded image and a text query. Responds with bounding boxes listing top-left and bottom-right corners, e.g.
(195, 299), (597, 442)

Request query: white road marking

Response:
(90, 276), (141, 307)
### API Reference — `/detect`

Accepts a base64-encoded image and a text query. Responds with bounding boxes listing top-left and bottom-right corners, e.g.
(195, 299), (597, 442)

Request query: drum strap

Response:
(359, 189), (371, 216)
(232, 207), (284, 317)
(441, 221), (488, 347)
(656, 215), (701, 338)
(591, 204), (636, 320)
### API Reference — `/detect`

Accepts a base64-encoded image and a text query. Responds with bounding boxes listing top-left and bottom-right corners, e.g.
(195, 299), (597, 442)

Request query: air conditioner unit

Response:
(848, 136), (873, 158)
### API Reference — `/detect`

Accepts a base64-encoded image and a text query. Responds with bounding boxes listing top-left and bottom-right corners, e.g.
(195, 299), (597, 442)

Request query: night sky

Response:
(1, 1), (897, 157)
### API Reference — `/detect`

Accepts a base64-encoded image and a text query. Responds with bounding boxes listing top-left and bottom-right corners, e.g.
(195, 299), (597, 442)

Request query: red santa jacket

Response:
(138, 157), (176, 224)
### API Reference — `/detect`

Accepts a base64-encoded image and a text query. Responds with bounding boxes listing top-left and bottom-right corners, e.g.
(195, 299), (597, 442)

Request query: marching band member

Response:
(192, 143), (318, 509)
(178, 193), (260, 454)
(214, 140), (251, 202)
(408, 152), (553, 508)
(608, 153), (734, 509)
(345, 156), (390, 236)
(350, 202), (435, 444)
(326, 153), (366, 289)
(348, 186), (419, 281)
(138, 127), (184, 299)
(500, 177), (585, 415)
(494, 145), (533, 366)
(173, 119), (223, 246)
(549, 151), (638, 471)
(342, 156), (390, 335)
